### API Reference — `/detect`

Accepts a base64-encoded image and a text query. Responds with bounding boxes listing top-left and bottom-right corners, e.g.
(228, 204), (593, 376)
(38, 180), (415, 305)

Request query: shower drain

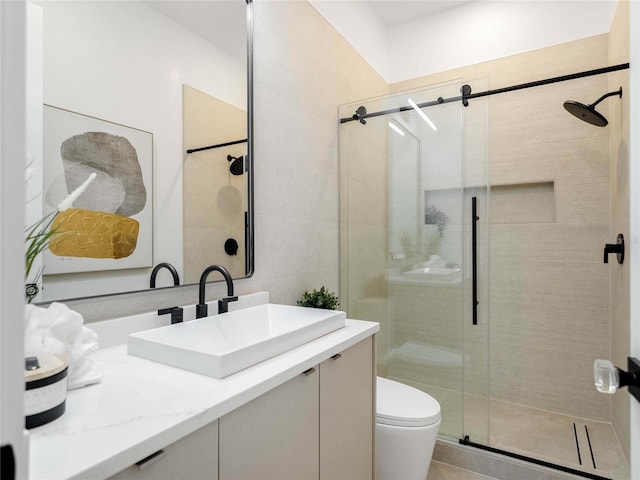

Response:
(573, 422), (597, 469)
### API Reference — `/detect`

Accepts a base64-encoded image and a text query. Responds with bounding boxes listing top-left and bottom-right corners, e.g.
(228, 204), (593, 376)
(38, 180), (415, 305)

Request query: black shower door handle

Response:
(472, 197), (479, 325)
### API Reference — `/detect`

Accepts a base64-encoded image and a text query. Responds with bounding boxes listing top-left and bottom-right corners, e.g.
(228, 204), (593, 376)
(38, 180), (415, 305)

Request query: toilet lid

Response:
(376, 377), (441, 427)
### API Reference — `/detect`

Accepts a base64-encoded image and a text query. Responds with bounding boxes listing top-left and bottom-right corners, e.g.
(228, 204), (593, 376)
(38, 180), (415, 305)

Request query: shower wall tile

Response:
(489, 223), (609, 268)
(341, 94), (389, 324)
(346, 223), (387, 300)
(254, 213), (338, 277)
(464, 337), (489, 398)
(247, 0), (388, 308)
(351, 296), (389, 373)
(389, 282), (463, 338)
(608, 0), (631, 462)
(490, 342), (610, 420)
(489, 222), (610, 419)
(489, 183), (556, 224)
(347, 179), (386, 226)
(347, 142), (387, 190)
(390, 35), (609, 98)
(386, 33), (616, 426)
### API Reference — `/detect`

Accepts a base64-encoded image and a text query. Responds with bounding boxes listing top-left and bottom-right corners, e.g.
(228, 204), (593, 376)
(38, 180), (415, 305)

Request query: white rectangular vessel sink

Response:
(127, 304), (346, 379)
(404, 267), (461, 280)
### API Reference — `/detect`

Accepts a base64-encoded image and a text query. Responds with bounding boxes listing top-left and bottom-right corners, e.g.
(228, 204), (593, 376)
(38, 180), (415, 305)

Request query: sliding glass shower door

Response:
(339, 80), (489, 442)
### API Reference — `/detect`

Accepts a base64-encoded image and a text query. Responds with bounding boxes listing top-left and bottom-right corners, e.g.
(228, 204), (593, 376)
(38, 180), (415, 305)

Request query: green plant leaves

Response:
(297, 286), (339, 310)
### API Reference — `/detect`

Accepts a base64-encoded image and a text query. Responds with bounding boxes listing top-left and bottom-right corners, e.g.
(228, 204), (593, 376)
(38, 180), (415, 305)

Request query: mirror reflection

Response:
(183, 85), (248, 282)
(28, 0), (252, 302)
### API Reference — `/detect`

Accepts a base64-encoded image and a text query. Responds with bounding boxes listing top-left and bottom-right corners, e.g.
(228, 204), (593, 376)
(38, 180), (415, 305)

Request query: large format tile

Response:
(488, 400), (630, 480)
(428, 460), (498, 480)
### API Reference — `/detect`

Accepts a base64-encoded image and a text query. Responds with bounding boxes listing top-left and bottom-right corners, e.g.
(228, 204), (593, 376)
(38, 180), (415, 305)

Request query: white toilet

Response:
(376, 377), (441, 480)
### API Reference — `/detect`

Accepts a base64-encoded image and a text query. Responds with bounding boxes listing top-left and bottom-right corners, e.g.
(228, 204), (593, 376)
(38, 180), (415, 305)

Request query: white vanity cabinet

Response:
(107, 338), (373, 480)
(108, 420), (219, 480)
(219, 367), (320, 479)
(319, 336), (374, 480)
(27, 317), (379, 480)
(218, 336), (374, 480)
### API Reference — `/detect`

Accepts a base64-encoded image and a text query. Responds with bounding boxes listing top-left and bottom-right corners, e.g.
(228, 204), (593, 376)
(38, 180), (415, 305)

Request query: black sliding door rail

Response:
(186, 138), (247, 154)
(340, 63), (630, 124)
(459, 436), (612, 480)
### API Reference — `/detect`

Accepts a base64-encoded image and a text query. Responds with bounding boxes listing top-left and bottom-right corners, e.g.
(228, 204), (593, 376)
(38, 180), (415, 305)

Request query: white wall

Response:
(312, 0), (618, 84)
(0, 2), (29, 477)
(38, 1), (245, 300)
(387, 1), (617, 83)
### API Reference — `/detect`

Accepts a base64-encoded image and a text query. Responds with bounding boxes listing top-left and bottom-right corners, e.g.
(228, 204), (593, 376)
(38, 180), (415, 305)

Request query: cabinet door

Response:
(109, 420), (218, 480)
(320, 337), (374, 480)
(219, 368), (319, 480)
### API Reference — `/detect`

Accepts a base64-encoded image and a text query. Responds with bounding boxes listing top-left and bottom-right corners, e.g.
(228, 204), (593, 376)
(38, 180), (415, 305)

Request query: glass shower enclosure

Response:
(339, 73), (629, 479)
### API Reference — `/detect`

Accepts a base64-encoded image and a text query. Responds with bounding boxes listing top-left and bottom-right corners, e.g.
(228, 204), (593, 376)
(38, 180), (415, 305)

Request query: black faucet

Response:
(150, 262), (180, 288)
(196, 265), (238, 318)
(158, 306), (184, 324)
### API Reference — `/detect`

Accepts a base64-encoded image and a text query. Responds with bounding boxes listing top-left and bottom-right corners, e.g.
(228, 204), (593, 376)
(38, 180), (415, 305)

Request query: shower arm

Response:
(590, 88), (623, 108)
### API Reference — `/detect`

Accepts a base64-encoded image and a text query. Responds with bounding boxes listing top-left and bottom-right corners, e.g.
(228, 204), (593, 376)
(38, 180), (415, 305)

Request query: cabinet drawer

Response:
(219, 368), (319, 480)
(108, 420), (218, 480)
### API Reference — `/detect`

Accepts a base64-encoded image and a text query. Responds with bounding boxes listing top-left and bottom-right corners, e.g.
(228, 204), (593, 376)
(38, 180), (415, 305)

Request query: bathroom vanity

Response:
(27, 298), (378, 480)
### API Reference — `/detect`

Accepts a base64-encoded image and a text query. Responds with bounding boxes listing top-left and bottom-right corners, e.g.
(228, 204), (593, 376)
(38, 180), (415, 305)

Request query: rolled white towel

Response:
(25, 302), (101, 390)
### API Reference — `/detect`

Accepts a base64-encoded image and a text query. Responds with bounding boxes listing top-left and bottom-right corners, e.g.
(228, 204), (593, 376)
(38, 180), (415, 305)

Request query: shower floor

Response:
(390, 378), (630, 480)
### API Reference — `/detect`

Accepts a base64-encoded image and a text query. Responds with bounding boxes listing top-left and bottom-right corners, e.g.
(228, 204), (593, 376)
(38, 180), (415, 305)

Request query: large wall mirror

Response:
(27, 0), (254, 303)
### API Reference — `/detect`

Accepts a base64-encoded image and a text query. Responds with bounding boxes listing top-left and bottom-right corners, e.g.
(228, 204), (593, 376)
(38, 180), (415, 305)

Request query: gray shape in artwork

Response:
(60, 132), (146, 217)
(46, 163), (126, 214)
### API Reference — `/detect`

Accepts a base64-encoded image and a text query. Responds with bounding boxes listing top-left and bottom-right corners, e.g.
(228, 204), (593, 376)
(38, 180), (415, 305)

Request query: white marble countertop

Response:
(28, 316), (378, 479)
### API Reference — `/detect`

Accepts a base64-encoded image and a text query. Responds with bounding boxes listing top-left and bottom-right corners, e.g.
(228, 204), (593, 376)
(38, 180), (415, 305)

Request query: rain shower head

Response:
(227, 155), (245, 176)
(563, 87), (622, 127)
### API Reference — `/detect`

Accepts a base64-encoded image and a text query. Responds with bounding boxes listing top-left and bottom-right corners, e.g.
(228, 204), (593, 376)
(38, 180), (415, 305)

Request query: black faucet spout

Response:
(196, 265), (238, 318)
(150, 262), (180, 288)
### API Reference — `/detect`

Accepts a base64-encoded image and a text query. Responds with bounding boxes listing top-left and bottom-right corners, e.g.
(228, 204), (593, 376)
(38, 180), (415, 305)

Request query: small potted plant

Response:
(297, 286), (339, 310)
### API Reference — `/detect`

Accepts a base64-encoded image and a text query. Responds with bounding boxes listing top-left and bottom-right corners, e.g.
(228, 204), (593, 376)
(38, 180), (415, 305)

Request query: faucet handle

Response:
(603, 233), (625, 264)
(218, 296), (239, 314)
(158, 306), (183, 324)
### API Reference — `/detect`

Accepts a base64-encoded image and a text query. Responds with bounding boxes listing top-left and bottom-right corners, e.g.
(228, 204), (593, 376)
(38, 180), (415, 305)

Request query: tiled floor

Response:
(390, 378), (630, 480)
(487, 400), (629, 480)
(427, 461), (498, 480)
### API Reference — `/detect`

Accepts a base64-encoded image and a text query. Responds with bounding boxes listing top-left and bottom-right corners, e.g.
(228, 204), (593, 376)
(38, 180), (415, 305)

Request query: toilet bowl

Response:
(376, 377), (441, 480)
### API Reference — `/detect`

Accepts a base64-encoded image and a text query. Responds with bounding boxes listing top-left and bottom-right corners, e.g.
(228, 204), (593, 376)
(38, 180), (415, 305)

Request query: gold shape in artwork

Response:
(49, 208), (139, 259)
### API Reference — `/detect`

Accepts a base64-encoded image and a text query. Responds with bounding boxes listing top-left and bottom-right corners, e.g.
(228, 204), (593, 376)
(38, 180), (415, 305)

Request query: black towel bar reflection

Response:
(603, 234), (624, 264)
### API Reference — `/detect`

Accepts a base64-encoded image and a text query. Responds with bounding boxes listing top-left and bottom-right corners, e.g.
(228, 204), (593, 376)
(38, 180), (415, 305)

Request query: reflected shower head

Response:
(563, 87), (622, 127)
(227, 155), (245, 176)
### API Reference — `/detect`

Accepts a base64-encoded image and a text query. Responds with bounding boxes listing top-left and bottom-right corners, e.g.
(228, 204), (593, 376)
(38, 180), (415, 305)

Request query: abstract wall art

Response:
(43, 105), (153, 274)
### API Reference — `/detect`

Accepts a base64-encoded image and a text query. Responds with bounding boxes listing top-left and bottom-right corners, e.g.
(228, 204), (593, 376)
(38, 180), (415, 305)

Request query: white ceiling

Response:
(367, 0), (474, 26)
(145, 1), (246, 61)
(145, 0), (470, 62)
